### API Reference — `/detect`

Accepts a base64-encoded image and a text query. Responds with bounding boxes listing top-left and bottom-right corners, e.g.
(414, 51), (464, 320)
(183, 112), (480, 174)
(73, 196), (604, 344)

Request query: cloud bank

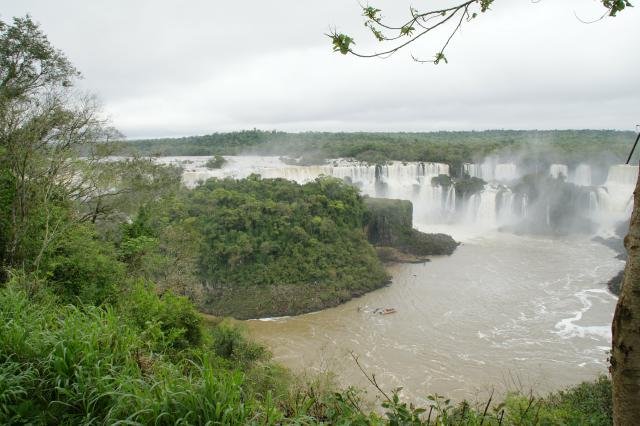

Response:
(4, 0), (639, 138)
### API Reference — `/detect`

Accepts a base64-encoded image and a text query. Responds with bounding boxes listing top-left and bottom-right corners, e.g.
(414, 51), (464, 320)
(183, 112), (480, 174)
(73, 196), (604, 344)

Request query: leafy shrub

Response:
(431, 174), (452, 187)
(44, 225), (125, 305)
(534, 375), (612, 425)
(205, 155), (226, 169)
(118, 282), (203, 350)
(454, 176), (486, 197)
(210, 320), (268, 363)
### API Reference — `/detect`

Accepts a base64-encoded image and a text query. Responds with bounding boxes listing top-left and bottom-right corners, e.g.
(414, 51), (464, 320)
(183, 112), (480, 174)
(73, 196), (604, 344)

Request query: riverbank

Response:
(200, 280), (391, 320)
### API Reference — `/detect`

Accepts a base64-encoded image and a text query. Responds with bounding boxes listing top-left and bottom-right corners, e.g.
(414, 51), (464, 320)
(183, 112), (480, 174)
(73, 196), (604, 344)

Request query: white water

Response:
(160, 156), (636, 235)
(463, 160), (518, 182)
(549, 164), (569, 180)
(594, 165), (638, 232)
(571, 164), (592, 186)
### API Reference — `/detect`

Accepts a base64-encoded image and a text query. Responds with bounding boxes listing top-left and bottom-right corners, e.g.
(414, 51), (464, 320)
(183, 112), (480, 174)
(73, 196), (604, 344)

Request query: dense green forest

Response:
(0, 15), (618, 424)
(122, 129), (635, 175)
(192, 176), (384, 288)
(133, 175), (391, 318)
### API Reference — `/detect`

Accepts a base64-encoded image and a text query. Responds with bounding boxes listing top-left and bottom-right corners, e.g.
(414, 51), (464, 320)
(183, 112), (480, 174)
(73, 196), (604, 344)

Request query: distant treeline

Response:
(120, 129), (636, 174)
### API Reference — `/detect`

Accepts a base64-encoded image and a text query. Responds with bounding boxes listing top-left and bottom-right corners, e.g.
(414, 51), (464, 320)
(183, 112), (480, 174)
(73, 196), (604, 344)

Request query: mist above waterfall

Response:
(157, 152), (637, 239)
(456, 156), (636, 236)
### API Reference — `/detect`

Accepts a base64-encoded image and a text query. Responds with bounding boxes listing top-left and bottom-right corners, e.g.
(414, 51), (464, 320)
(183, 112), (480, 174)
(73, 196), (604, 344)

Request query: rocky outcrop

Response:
(608, 270), (625, 296)
(363, 197), (459, 261)
(596, 220), (629, 296)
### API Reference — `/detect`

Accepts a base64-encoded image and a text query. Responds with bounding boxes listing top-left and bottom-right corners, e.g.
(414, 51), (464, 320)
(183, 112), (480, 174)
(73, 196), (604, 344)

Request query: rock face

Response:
(363, 197), (459, 260)
(595, 219), (629, 296)
(608, 270), (625, 296)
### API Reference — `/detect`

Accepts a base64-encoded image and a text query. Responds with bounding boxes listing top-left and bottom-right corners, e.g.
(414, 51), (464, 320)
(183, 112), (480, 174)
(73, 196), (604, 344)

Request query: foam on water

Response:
(554, 289), (616, 340)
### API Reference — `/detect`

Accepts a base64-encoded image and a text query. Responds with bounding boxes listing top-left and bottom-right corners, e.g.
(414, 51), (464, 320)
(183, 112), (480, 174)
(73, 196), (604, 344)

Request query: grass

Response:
(0, 284), (287, 424)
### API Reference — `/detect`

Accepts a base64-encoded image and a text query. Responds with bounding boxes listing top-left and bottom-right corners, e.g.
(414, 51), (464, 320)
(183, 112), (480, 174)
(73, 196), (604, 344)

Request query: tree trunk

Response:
(611, 167), (640, 425)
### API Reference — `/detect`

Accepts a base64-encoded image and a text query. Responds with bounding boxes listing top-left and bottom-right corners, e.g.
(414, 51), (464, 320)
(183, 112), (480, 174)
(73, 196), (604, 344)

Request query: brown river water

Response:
(246, 231), (622, 405)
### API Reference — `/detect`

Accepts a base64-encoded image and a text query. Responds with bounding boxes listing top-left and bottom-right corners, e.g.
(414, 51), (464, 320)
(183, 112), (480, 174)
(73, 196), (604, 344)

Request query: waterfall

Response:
(586, 164), (638, 232)
(546, 204), (551, 226)
(480, 163), (494, 181)
(597, 164), (638, 214)
(248, 159), (450, 224)
(463, 163), (480, 178)
(588, 191), (599, 212)
(606, 164), (638, 186)
(161, 156), (640, 236)
(475, 188), (498, 228)
(570, 164), (591, 186)
(494, 164), (518, 182)
(497, 189), (516, 224)
(463, 161), (517, 182)
(462, 186), (505, 229)
(444, 185), (456, 213)
(464, 193), (480, 223)
(549, 164), (569, 180)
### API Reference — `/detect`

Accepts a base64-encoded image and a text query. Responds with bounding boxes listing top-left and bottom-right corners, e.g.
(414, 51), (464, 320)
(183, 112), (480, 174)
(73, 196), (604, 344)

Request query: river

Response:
(246, 230), (622, 405)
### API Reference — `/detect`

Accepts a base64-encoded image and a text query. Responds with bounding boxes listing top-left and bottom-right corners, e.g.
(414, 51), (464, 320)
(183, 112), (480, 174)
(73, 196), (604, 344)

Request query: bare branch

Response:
(350, 351), (392, 402)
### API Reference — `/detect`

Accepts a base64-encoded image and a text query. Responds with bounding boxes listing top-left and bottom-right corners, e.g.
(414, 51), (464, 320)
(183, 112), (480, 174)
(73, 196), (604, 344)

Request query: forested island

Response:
(0, 15), (622, 425)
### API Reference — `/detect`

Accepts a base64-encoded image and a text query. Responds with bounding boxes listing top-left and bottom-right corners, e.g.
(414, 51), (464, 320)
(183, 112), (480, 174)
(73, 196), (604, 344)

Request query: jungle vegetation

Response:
(139, 174), (392, 318)
(205, 154), (226, 169)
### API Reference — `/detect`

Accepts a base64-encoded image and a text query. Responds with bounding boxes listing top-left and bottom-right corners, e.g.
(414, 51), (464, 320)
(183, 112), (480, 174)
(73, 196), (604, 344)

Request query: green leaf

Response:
(400, 26), (415, 36)
(434, 52), (448, 64)
(367, 25), (385, 42)
(480, 0), (495, 12)
(330, 33), (355, 55)
(363, 6), (382, 21)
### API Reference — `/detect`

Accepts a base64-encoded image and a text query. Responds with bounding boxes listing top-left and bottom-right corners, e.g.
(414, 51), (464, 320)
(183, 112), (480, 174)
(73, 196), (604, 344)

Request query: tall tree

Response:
(331, 1), (637, 424)
(0, 16), (115, 276)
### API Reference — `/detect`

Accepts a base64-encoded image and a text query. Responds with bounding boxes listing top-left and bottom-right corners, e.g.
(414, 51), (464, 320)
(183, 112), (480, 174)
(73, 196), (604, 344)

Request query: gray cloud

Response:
(3, 0), (639, 138)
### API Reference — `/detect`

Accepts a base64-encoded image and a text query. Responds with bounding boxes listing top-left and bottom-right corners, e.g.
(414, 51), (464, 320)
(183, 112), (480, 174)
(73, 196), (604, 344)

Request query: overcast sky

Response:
(3, 0), (639, 138)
